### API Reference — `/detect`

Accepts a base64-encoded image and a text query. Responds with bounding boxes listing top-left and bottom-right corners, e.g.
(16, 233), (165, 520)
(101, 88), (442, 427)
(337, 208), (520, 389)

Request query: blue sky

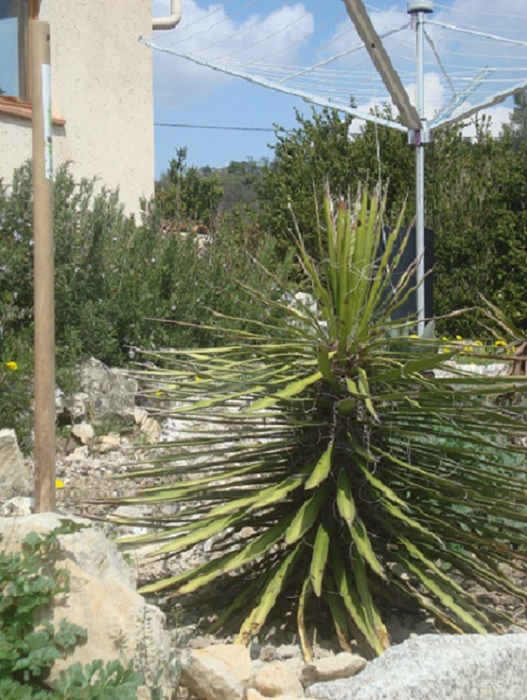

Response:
(150, 0), (527, 179)
(151, 0), (332, 178)
(153, 72), (310, 177)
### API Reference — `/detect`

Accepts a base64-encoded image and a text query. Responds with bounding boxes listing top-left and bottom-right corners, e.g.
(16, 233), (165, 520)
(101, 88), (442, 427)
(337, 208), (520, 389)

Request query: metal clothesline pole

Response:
(341, 0), (432, 335)
(408, 1), (433, 336)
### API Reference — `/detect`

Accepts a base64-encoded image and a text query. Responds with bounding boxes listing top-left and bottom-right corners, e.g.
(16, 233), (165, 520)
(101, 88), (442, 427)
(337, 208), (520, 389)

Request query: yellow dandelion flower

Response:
(5, 361), (18, 371)
(475, 340), (483, 347)
(55, 479), (65, 489)
(194, 376), (203, 382)
(494, 340), (507, 347)
(455, 335), (463, 341)
(155, 390), (164, 396)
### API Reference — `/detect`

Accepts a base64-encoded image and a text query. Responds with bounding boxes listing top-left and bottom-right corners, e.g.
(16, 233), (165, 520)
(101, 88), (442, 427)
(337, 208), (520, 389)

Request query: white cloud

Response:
(322, 0), (525, 133)
(322, 6), (410, 66)
(151, 0), (524, 132)
(407, 72), (446, 121)
(152, 0), (314, 107)
(435, 0), (527, 36)
(344, 71), (443, 128)
(461, 104), (512, 137)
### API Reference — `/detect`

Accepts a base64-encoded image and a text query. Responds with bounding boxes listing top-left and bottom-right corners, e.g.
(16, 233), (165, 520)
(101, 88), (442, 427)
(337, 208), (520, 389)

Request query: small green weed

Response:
(0, 338), (34, 452)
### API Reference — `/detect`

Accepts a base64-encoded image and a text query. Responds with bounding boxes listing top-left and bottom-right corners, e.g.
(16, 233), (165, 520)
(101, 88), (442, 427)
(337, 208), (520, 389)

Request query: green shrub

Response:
(429, 122), (527, 337)
(258, 106), (413, 262)
(0, 522), (143, 698)
(0, 162), (295, 449)
(1, 161), (294, 368)
(155, 146), (223, 226)
(113, 186), (527, 659)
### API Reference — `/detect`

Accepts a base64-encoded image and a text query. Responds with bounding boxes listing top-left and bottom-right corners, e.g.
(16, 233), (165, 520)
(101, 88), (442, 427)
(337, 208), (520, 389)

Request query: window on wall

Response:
(0, 0), (38, 102)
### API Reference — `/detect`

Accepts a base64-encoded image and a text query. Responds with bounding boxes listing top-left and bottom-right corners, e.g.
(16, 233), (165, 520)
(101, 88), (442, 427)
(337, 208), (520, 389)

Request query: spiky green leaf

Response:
(310, 522), (330, 597)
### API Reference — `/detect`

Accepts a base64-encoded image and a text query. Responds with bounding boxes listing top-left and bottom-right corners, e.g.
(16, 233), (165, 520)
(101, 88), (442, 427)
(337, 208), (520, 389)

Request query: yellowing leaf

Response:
(305, 442), (333, 490)
(246, 371), (322, 413)
(352, 552), (389, 651)
(285, 487), (326, 544)
(359, 463), (408, 509)
(310, 522), (330, 597)
(237, 544), (303, 643)
(357, 367), (378, 420)
(401, 556), (487, 634)
(346, 377), (360, 395)
(350, 517), (384, 578)
(297, 577), (313, 662)
(336, 469), (356, 526)
(332, 552), (386, 655)
(157, 511), (246, 555)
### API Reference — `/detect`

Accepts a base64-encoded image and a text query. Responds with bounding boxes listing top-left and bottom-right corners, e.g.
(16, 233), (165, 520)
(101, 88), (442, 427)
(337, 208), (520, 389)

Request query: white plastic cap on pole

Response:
(407, 1), (434, 13)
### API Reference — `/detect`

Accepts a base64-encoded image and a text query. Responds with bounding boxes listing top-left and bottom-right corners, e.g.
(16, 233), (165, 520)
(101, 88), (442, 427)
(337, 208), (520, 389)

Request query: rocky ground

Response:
(5, 415), (526, 700)
(52, 420), (527, 645)
(1, 357), (527, 699)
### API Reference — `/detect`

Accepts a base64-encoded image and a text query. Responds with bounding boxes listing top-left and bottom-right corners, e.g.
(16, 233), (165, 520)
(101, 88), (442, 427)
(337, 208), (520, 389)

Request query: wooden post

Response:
(31, 20), (56, 513)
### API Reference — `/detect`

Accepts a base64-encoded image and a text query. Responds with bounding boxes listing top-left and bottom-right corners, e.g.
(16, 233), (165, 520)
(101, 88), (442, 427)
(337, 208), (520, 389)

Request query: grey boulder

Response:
(306, 633), (527, 700)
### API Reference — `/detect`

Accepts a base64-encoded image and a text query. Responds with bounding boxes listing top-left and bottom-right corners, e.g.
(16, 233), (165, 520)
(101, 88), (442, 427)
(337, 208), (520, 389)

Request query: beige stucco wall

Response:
(0, 1), (154, 216)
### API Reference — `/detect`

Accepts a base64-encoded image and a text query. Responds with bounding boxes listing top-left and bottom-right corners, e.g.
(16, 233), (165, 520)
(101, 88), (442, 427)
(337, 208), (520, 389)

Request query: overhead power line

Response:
(154, 122), (275, 132)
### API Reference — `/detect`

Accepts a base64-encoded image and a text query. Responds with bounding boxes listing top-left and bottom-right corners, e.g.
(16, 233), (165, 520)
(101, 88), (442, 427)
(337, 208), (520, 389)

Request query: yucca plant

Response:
(110, 185), (527, 658)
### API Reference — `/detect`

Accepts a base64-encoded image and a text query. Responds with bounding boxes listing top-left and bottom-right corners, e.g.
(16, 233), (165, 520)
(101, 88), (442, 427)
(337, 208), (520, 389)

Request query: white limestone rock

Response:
(141, 416), (162, 444)
(251, 660), (305, 697)
(0, 428), (30, 497)
(0, 513), (173, 699)
(61, 358), (138, 424)
(306, 634), (527, 700)
(134, 406), (149, 425)
(71, 421), (95, 445)
(301, 653), (367, 687)
(1, 495), (34, 516)
(247, 690), (304, 700)
(180, 643), (252, 700)
(64, 445), (91, 463)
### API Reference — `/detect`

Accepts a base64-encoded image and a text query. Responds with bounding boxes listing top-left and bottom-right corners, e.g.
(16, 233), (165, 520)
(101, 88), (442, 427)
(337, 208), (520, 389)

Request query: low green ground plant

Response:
(0, 336), (81, 453)
(0, 349), (33, 450)
(0, 522), (143, 698)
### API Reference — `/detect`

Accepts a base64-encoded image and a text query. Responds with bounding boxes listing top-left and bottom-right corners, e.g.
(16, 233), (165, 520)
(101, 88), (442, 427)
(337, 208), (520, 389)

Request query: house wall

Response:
(0, 1), (154, 216)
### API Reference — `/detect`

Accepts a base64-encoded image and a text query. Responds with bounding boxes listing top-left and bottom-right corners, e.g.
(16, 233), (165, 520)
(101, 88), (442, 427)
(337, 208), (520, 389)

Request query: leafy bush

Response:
(258, 106), (413, 260)
(155, 146), (223, 226)
(0, 162), (294, 448)
(1, 161), (294, 366)
(0, 522), (143, 698)
(0, 352), (34, 452)
(114, 186), (527, 658)
(257, 107), (527, 336)
(429, 120), (527, 337)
